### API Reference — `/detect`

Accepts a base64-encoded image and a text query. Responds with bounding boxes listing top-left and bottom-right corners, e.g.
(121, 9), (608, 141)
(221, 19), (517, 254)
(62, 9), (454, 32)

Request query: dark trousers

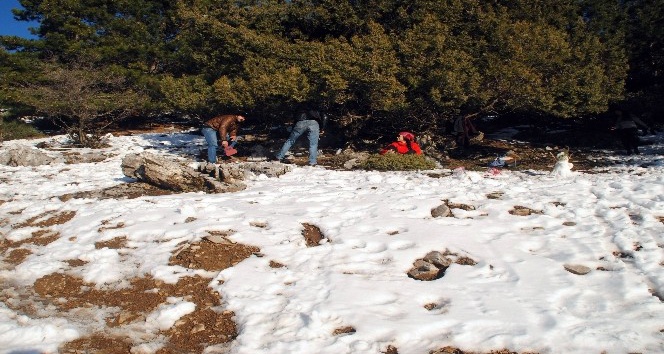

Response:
(456, 133), (470, 148)
(617, 128), (640, 153)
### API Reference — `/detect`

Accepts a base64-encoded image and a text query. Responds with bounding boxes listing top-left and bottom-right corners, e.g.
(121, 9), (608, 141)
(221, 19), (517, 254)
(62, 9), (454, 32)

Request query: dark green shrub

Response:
(0, 118), (44, 141)
(360, 153), (436, 171)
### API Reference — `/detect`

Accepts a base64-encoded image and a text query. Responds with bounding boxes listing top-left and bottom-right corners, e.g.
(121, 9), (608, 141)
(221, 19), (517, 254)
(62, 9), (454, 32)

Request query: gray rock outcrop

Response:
(0, 145), (64, 166)
(431, 203), (452, 218)
(122, 152), (237, 193)
(121, 152), (292, 194)
(564, 264), (592, 275)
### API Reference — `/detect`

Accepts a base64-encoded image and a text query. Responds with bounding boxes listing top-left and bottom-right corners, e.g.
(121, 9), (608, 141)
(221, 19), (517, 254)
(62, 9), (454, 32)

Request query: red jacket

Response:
(380, 141), (422, 155)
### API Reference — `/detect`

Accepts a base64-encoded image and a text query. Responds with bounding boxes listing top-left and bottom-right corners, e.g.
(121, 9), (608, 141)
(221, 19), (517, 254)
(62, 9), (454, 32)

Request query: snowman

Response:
(551, 149), (573, 177)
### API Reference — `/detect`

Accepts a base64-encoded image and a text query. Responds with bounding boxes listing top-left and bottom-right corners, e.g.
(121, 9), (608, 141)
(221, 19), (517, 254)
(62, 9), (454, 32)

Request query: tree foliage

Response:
(1, 0), (657, 140)
(9, 60), (148, 147)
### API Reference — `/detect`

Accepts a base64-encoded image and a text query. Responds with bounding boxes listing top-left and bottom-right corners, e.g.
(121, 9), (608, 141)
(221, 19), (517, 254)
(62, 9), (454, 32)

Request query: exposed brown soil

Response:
(59, 182), (174, 200)
(60, 334), (133, 354)
(0, 205), (246, 353)
(13, 210), (77, 228)
(169, 237), (260, 271)
(95, 236), (129, 249)
(5, 247), (32, 264)
(302, 222), (325, 246)
(3, 251), (245, 354)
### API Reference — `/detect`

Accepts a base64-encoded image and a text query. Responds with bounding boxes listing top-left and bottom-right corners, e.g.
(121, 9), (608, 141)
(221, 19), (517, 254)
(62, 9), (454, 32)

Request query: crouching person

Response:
(380, 131), (422, 155)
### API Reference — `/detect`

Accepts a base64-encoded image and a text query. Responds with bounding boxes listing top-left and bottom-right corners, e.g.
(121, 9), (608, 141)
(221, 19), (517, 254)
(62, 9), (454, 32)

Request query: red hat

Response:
(399, 131), (415, 141)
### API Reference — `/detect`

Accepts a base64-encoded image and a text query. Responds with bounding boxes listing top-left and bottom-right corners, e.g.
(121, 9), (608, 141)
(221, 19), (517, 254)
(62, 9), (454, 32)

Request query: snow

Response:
(1, 130), (663, 354)
(145, 298), (196, 331)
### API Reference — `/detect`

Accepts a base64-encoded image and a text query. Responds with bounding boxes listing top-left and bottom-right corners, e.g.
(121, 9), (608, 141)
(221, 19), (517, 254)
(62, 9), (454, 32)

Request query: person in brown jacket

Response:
(201, 114), (246, 163)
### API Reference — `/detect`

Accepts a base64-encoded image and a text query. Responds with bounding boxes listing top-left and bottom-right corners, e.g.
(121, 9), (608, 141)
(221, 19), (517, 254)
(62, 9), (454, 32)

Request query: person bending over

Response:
(273, 107), (327, 166)
(201, 114), (246, 163)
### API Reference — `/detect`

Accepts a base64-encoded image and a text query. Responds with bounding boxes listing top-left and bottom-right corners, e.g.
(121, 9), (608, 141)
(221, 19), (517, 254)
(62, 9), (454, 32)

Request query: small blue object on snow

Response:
(488, 157), (506, 167)
(488, 155), (517, 168)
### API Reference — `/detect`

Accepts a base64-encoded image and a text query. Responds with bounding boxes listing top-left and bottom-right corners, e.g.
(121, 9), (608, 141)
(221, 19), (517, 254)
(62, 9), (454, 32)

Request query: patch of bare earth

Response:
(59, 182), (174, 201)
(169, 237), (260, 271)
(0, 206), (255, 353)
(13, 210), (77, 228)
(1, 210), (73, 269)
(302, 222), (326, 246)
(28, 271), (237, 353)
(5, 248), (33, 265)
(0, 229), (60, 256)
(60, 334), (132, 354)
(95, 236), (129, 249)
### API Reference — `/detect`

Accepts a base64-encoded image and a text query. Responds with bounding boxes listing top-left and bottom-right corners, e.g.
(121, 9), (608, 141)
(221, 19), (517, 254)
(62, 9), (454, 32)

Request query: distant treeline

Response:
(0, 0), (662, 143)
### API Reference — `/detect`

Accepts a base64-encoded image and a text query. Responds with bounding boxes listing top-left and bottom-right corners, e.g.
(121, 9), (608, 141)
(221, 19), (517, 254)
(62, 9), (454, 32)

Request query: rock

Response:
(249, 221), (268, 228)
(343, 158), (360, 169)
(332, 326), (356, 336)
(116, 312), (134, 325)
(302, 223), (324, 247)
(190, 323), (206, 334)
(170, 156), (237, 191)
(121, 152), (243, 193)
(431, 204), (452, 218)
(510, 208), (532, 216)
(339, 151), (369, 170)
(469, 131), (484, 143)
(564, 264), (591, 275)
(407, 259), (442, 281)
(63, 151), (110, 164)
(219, 161), (292, 179)
(0, 145), (64, 166)
(446, 202), (475, 211)
(204, 235), (234, 244)
(486, 191), (504, 199)
(422, 251), (453, 269)
(509, 205), (543, 216)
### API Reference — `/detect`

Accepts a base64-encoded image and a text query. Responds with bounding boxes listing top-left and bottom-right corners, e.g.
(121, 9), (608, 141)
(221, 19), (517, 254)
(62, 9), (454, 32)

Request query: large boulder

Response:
(121, 153), (292, 194)
(216, 161), (292, 182)
(0, 145), (64, 166)
(122, 152), (237, 193)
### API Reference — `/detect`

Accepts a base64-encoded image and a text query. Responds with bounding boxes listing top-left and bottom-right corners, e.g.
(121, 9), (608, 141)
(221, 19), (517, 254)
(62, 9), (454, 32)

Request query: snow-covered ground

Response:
(1, 130), (663, 354)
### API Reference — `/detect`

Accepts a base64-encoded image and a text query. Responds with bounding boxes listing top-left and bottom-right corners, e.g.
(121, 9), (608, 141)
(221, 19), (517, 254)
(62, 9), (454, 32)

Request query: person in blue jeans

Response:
(201, 114), (245, 163)
(273, 108), (327, 166)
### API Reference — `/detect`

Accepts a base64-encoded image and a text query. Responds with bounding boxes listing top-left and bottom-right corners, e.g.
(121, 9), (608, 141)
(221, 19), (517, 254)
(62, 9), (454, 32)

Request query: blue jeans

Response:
(276, 120), (320, 165)
(201, 127), (238, 163)
(201, 127), (218, 163)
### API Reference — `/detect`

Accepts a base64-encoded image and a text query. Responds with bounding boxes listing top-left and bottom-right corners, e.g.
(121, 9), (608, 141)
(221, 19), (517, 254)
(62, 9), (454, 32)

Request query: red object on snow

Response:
(224, 146), (238, 156)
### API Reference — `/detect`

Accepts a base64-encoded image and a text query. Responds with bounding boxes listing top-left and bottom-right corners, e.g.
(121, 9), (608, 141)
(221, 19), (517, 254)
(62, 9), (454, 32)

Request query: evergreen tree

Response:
(0, 0), (639, 140)
(623, 0), (664, 120)
(9, 60), (148, 147)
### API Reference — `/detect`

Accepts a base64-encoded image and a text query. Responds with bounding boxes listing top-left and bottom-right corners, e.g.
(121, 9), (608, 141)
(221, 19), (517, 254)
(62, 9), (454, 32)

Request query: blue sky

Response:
(0, 0), (37, 38)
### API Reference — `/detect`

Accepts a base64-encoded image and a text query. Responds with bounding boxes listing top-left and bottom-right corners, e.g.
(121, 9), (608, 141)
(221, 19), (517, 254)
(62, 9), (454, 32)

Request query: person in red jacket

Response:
(380, 131), (423, 155)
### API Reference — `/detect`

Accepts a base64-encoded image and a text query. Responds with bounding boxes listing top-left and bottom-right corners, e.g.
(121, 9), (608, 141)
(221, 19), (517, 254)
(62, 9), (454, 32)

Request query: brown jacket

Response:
(205, 115), (242, 139)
